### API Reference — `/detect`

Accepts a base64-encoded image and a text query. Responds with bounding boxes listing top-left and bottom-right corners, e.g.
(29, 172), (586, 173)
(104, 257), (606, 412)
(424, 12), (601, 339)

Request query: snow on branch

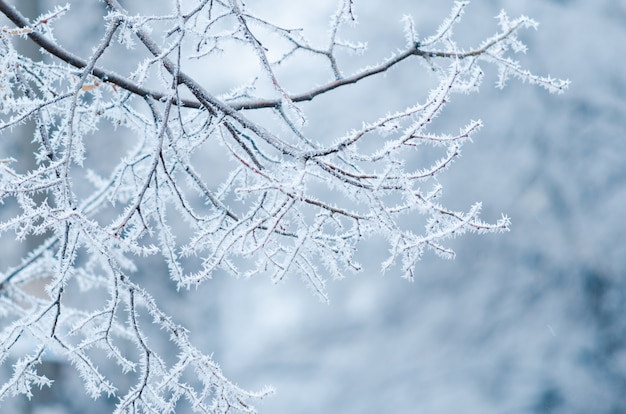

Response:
(0, 0), (567, 412)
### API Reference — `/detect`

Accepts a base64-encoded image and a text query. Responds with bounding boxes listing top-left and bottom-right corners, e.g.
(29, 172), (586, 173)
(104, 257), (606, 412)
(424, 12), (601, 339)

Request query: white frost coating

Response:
(0, 0), (567, 412)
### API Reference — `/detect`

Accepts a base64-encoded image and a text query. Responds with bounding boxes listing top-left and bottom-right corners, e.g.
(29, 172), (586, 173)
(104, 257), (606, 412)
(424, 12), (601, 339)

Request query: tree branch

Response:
(0, 0), (454, 113)
(0, 0), (200, 107)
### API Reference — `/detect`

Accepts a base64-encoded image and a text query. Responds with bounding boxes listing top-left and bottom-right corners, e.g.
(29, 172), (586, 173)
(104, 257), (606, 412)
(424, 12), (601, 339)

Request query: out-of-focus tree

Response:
(0, 1), (566, 412)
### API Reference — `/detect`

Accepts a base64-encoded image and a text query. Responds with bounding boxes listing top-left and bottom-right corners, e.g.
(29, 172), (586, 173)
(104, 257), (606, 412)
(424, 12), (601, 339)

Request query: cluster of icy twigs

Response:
(0, 1), (566, 412)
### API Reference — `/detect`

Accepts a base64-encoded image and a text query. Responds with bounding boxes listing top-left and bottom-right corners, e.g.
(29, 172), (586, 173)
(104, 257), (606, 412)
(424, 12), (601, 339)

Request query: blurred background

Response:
(1, 0), (625, 413)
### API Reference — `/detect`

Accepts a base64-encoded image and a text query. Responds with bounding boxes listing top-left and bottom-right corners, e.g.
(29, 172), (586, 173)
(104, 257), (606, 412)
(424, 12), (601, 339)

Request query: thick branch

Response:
(0, 0), (512, 114)
(0, 0), (200, 108)
(0, 1), (419, 113)
(230, 48), (418, 110)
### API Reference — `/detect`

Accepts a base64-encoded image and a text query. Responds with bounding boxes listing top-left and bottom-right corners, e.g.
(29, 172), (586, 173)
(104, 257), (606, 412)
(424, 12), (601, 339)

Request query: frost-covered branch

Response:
(0, 0), (567, 412)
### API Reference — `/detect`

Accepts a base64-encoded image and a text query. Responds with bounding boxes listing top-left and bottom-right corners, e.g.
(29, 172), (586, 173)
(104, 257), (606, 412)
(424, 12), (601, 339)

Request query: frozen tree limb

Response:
(0, 0), (567, 412)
